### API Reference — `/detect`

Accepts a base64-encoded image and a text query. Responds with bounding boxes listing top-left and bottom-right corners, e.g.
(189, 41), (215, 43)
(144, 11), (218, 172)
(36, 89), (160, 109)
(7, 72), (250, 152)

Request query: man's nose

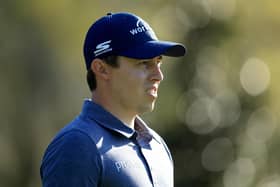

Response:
(150, 65), (164, 82)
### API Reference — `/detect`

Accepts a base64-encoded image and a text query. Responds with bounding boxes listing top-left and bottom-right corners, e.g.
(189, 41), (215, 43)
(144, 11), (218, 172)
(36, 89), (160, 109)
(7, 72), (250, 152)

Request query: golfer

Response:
(40, 12), (186, 187)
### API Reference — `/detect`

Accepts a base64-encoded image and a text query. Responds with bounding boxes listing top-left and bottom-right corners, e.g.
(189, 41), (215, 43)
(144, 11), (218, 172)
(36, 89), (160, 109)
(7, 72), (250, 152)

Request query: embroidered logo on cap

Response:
(129, 20), (158, 40)
(130, 20), (150, 35)
(94, 40), (112, 56)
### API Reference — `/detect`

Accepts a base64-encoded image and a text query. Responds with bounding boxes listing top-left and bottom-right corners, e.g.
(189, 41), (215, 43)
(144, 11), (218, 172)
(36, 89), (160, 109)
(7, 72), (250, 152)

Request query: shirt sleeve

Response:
(40, 130), (102, 187)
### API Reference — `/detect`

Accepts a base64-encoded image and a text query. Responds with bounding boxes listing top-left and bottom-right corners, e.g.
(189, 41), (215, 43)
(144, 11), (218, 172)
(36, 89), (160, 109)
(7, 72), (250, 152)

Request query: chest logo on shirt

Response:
(115, 160), (141, 172)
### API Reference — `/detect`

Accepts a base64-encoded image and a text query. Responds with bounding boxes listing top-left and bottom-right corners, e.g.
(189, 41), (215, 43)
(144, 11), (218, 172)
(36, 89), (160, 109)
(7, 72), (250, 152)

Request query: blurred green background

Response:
(1, 0), (280, 186)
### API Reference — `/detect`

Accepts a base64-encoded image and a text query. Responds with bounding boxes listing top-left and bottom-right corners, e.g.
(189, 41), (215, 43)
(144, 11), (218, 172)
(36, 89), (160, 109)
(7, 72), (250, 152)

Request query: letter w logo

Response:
(130, 29), (138, 35)
(94, 40), (112, 56)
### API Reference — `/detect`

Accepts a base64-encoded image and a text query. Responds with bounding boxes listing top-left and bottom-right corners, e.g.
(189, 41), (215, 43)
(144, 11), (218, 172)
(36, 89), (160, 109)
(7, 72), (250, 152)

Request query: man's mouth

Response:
(146, 86), (158, 98)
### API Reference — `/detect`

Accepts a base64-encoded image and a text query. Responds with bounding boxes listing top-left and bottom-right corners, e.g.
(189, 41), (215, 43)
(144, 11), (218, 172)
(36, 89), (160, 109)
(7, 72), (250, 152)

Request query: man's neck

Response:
(92, 93), (136, 129)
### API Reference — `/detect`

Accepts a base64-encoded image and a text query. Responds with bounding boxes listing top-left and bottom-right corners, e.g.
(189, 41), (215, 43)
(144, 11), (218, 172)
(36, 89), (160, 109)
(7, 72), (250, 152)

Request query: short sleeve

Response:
(40, 130), (102, 187)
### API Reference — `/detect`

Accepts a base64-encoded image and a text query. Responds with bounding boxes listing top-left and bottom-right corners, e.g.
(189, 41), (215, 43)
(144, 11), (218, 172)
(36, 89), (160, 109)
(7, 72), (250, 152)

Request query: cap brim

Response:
(118, 40), (186, 59)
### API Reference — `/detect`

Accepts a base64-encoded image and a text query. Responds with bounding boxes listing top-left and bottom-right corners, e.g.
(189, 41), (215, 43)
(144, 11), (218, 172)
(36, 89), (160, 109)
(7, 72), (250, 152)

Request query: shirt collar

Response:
(81, 99), (134, 138)
(134, 116), (161, 144)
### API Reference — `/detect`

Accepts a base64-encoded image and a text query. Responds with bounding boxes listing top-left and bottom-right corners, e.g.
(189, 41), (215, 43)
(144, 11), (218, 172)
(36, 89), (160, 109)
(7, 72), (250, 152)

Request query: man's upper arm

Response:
(40, 130), (102, 187)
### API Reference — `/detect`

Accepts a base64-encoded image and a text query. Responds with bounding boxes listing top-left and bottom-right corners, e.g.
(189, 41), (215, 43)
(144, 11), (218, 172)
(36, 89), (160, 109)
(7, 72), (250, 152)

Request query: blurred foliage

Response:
(1, 0), (280, 187)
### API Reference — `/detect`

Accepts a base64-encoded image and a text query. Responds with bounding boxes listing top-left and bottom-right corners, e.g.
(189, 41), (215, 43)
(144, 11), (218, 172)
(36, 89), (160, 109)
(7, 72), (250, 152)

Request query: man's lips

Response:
(146, 85), (158, 91)
(146, 85), (158, 97)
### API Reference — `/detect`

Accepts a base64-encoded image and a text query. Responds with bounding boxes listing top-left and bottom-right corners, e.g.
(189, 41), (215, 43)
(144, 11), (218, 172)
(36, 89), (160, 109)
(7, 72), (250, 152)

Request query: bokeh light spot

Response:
(206, 0), (236, 21)
(240, 58), (271, 96)
(238, 135), (268, 171)
(223, 158), (256, 187)
(175, 89), (207, 124)
(257, 175), (280, 187)
(213, 89), (241, 127)
(246, 107), (276, 143)
(185, 97), (219, 134)
(201, 137), (234, 172)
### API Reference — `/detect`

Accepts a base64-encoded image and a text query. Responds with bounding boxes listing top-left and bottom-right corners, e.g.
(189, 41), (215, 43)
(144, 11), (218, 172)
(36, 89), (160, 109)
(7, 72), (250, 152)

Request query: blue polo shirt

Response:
(40, 99), (173, 187)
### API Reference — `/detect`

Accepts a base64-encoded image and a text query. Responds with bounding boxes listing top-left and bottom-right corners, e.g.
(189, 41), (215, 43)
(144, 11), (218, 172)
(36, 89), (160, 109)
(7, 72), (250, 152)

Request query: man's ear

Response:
(90, 59), (111, 80)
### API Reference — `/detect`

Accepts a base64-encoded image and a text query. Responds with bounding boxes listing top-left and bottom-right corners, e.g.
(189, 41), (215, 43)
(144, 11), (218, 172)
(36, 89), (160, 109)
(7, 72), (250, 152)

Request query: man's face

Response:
(110, 56), (164, 115)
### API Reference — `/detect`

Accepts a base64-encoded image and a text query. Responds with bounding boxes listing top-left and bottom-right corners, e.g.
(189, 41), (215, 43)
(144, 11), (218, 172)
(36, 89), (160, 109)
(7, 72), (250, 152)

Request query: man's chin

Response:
(138, 101), (156, 114)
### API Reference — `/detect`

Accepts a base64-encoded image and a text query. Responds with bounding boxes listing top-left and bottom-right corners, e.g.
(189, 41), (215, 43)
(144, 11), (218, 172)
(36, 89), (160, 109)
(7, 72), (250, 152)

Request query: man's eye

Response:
(137, 61), (151, 67)
(139, 61), (150, 65)
(137, 60), (162, 68)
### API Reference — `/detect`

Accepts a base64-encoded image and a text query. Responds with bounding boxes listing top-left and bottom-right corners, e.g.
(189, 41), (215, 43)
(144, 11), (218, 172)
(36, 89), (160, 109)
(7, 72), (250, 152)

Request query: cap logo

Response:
(94, 40), (112, 56)
(129, 20), (150, 35)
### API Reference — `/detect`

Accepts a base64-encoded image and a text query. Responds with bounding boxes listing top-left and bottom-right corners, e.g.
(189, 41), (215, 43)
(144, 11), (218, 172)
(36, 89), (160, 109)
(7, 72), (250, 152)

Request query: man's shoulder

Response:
(52, 116), (103, 146)
(41, 117), (103, 164)
(40, 117), (103, 186)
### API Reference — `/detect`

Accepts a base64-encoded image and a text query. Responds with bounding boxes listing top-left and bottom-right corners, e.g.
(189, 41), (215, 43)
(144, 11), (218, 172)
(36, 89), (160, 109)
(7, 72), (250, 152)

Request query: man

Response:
(40, 12), (186, 187)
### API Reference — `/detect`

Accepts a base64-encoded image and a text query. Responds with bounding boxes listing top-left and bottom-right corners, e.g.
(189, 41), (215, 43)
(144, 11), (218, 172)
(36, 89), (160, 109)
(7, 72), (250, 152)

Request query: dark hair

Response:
(86, 56), (119, 91)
